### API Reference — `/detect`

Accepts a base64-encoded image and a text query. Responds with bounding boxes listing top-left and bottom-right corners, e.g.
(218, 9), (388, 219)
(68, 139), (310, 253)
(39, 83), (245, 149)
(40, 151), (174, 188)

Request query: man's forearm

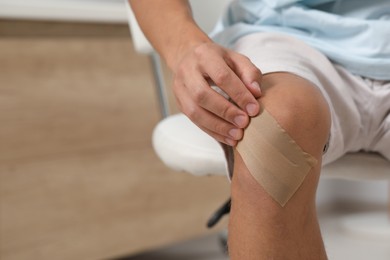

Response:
(129, 0), (212, 70)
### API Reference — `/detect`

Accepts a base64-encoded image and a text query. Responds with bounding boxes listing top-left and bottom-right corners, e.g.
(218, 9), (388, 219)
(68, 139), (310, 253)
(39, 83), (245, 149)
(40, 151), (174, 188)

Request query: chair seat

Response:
(322, 152), (390, 181)
(153, 114), (390, 180)
(152, 114), (227, 176)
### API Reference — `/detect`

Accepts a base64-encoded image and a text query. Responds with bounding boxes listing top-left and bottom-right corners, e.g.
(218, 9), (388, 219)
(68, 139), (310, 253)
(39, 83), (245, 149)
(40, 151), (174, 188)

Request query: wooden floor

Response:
(0, 21), (229, 260)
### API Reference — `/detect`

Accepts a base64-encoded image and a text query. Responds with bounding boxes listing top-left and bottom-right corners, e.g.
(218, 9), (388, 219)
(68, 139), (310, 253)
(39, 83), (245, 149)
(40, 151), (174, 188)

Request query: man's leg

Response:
(228, 72), (331, 259)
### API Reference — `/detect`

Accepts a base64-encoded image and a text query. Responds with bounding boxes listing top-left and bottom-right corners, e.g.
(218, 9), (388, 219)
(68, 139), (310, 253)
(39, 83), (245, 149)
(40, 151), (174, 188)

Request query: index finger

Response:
(201, 52), (260, 117)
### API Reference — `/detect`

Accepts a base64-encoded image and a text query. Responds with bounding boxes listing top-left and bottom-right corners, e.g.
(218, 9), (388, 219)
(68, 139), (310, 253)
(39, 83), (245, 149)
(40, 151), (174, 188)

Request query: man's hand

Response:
(129, 0), (261, 145)
(172, 42), (262, 146)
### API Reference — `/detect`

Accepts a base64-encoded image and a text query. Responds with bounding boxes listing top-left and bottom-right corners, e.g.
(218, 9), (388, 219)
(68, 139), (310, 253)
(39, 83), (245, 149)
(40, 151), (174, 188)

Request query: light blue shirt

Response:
(211, 0), (390, 80)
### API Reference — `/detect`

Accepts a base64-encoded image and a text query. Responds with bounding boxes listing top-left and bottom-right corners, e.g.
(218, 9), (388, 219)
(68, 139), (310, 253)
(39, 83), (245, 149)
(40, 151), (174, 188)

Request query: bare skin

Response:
(229, 73), (330, 259)
(130, 1), (330, 258)
(130, 0), (261, 146)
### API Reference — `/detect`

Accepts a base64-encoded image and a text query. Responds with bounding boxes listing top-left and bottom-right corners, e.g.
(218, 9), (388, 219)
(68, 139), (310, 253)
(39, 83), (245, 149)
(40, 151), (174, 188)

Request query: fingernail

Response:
(246, 103), (258, 116)
(225, 138), (236, 146)
(251, 81), (261, 93)
(234, 115), (247, 128)
(229, 128), (241, 140)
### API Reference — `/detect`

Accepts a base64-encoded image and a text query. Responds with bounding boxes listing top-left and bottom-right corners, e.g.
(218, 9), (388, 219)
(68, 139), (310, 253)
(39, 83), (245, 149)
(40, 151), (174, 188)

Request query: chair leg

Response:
(388, 181), (390, 220)
(149, 52), (170, 118)
(207, 198), (231, 228)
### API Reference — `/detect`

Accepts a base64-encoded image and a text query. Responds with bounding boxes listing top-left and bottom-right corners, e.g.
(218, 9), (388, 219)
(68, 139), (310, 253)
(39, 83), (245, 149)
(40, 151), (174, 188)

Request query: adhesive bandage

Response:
(236, 109), (318, 207)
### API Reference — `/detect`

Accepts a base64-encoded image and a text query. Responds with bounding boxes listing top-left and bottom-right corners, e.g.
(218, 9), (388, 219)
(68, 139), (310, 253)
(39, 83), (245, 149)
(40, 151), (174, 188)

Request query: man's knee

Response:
(259, 73), (331, 157)
(232, 73), (331, 207)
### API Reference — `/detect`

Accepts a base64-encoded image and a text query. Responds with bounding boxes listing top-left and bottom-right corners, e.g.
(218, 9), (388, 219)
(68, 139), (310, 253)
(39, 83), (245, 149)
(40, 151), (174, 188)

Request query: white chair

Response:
(125, 0), (390, 238)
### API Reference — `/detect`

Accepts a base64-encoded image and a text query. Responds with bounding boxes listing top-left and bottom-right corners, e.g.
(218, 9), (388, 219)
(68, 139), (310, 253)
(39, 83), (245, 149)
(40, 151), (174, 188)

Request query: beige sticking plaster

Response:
(236, 109), (318, 207)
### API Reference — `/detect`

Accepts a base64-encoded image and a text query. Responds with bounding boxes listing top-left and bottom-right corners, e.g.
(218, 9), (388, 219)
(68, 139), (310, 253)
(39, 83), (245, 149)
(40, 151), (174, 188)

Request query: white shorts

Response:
(232, 32), (390, 165)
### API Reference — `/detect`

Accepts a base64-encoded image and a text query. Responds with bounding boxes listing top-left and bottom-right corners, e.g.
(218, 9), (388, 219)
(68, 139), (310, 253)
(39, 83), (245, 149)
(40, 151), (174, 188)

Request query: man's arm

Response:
(130, 0), (262, 146)
(130, 0), (209, 70)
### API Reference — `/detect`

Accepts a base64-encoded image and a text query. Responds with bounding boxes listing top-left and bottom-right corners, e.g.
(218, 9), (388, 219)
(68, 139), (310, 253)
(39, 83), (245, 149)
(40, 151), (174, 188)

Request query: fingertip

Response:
(251, 81), (261, 92)
(246, 102), (259, 117)
(249, 81), (262, 97)
(225, 138), (237, 147)
(234, 114), (249, 128)
(228, 128), (243, 140)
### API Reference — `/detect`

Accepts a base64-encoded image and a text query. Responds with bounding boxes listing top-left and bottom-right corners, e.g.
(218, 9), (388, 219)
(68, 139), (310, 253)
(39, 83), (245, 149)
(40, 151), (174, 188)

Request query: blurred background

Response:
(0, 0), (230, 259)
(0, 1), (388, 260)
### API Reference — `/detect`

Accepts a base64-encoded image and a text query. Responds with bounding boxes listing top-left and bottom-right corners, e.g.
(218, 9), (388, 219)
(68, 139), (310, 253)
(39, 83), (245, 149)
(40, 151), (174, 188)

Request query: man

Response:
(130, 0), (390, 259)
